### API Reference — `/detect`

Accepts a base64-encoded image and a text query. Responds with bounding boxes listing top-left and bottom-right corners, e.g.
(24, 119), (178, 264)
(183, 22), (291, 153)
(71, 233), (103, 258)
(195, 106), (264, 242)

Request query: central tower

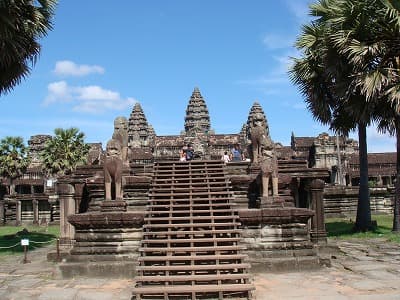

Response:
(183, 87), (212, 136)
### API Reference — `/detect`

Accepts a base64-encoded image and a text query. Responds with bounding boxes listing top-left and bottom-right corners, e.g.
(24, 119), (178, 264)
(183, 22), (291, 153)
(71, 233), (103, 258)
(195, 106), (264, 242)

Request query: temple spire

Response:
(183, 87), (211, 135)
(128, 102), (155, 148)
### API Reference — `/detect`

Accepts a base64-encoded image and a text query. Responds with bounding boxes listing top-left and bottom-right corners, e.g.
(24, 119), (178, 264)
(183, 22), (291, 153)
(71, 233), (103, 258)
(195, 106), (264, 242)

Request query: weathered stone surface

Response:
(68, 211), (144, 229)
(324, 186), (394, 217)
(239, 207), (314, 225)
(59, 261), (137, 278)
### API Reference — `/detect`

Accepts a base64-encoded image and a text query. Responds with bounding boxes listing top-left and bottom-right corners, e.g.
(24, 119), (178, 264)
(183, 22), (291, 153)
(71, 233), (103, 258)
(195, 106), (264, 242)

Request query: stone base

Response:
(238, 207), (314, 227)
(260, 196), (285, 208)
(100, 200), (127, 212)
(249, 255), (321, 273)
(239, 208), (323, 272)
(310, 229), (328, 244)
(59, 260), (137, 278)
(47, 249), (71, 262)
(60, 210), (144, 278)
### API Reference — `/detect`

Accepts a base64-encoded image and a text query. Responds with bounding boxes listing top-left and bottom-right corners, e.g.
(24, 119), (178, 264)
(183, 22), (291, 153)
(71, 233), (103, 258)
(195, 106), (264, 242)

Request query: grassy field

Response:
(0, 225), (60, 256)
(325, 214), (400, 243)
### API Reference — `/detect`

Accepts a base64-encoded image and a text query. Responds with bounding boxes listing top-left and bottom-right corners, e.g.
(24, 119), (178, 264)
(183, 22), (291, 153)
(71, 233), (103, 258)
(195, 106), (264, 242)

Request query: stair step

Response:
(147, 197), (233, 203)
(147, 203), (235, 209)
(133, 283), (254, 294)
(153, 181), (229, 187)
(142, 229), (241, 236)
(150, 186), (230, 192)
(138, 254), (247, 262)
(150, 191), (233, 197)
(139, 245), (246, 253)
(143, 222), (240, 229)
(136, 263), (250, 272)
(136, 273), (250, 282)
(141, 237), (241, 244)
(145, 209), (235, 215)
(153, 174), (226, 180)
(144, 215), (239, 222)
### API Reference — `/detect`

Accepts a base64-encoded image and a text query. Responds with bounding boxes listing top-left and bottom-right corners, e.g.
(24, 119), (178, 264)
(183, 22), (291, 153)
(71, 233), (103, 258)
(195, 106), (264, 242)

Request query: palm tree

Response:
(330, 0), (400, 231)
(0, 136), (30, 195)
(40, 128), (90, 176)
(289, 0), (383, 231)
(0, 0), (57, 95)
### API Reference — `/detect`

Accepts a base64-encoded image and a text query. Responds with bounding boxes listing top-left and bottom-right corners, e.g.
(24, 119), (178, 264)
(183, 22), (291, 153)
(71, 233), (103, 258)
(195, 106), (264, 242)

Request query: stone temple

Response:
(49, 87), (334, 299)
(0, 87), (396, 299)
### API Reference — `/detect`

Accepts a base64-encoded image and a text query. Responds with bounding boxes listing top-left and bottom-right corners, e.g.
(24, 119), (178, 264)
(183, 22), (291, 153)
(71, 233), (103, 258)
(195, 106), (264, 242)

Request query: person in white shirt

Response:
(221, 151), (230, 164)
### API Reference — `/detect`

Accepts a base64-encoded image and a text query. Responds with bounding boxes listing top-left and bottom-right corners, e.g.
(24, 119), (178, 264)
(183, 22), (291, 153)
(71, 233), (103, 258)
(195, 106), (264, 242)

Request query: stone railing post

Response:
(33, 199), (39, 225)
(16, 200), (22, 226)
(58, 183), (75, 245)
(0, 200), (4, 224)
(308, 179), (327, 243)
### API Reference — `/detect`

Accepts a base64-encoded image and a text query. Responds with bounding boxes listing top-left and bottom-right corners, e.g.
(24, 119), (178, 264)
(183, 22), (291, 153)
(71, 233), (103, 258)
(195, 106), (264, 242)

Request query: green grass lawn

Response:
(325, 214), (400, 243)
(0, 224), (60, 256)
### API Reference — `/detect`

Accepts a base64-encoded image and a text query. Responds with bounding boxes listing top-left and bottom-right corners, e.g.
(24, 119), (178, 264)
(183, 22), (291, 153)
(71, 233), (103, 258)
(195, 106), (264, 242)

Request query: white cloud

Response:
(43, 81), (72, 104)
(285, 0), (312, 25)
(53, 60), (105, 77)
(263, 34), (295, 50)
(348, 126), (396, 153)
(43, 81), (137, 114)
(75, 85), (120, 101)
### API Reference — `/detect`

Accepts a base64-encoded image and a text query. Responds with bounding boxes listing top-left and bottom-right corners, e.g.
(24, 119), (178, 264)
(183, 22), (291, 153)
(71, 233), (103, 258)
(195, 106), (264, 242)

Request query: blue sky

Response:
(1, 1), (395, 152)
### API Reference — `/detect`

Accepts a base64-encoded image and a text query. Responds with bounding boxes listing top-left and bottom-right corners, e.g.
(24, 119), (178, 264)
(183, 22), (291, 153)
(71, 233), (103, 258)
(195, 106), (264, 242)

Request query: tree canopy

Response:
(0, 0), (57, 95)
(289, 0), (400, 231)
(0, 136), (30, 194)
(40, 127), (90, 176)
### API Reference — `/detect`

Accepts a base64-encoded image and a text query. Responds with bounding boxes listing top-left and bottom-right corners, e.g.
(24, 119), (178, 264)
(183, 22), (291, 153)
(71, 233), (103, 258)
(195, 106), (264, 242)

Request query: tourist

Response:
(179, 148), (186, 162)
(230, 144), (242, 161)
(221, 151), (230, 164)
(186, 144), (194, 161)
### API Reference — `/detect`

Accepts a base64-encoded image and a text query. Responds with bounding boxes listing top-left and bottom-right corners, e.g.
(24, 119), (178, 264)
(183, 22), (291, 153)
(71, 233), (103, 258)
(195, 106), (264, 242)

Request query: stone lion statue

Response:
(104, 138), (123, 201)
(112, 116), (129, 166)
(249, 112), (267, 163)
(260, 136), (278, 199)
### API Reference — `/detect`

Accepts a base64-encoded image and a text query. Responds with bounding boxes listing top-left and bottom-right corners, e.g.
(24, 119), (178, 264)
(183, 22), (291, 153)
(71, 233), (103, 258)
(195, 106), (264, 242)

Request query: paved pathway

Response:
(0, 238), (399, 299)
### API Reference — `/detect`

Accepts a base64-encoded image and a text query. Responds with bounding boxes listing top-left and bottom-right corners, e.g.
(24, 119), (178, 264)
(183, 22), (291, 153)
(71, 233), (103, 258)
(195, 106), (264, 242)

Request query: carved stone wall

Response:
(323, 186), (394, 217)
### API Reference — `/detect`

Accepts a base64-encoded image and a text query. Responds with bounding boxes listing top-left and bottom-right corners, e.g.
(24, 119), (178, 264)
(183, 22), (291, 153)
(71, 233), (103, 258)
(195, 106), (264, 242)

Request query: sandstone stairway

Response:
(133, 160), (254, 300)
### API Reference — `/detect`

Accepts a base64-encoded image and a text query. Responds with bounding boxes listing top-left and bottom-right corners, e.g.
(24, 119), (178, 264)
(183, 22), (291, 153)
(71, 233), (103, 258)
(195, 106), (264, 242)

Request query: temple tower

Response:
(246, 102), (268, 132)
(28, 135), (52, 167)
(183, 87), (212, 136)
(180, 88), (215, 159)
(128, 103), (155, 149)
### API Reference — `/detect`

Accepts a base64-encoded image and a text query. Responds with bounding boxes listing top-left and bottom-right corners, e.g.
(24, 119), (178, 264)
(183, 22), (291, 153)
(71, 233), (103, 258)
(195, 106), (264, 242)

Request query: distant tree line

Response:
(0, 127), (90, 195)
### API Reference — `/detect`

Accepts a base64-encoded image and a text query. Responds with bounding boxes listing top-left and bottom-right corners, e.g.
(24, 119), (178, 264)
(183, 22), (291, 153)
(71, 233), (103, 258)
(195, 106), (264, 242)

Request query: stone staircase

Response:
(133, 160), (254, 299)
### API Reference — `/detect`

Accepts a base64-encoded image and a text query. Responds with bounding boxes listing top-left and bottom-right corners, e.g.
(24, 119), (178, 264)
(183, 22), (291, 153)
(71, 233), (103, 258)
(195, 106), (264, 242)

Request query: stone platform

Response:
(238, 207), (321, 272)
(58, 209), (144, 278)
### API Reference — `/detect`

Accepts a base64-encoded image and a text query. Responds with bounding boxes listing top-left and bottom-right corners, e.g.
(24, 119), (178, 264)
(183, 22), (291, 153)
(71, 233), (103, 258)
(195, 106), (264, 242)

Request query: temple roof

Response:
(291, 137), (315, 149)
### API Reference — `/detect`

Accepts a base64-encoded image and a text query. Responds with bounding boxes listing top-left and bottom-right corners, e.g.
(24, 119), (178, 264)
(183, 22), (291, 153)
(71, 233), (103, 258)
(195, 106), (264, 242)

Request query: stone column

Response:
(291, 178), (300, 207)
(58, 183), (75, 245)
(0, 200), (4, 224)
(15, 200), (22, 226)
(32, 199), (39, 225)
(308, 179), (327, 243)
